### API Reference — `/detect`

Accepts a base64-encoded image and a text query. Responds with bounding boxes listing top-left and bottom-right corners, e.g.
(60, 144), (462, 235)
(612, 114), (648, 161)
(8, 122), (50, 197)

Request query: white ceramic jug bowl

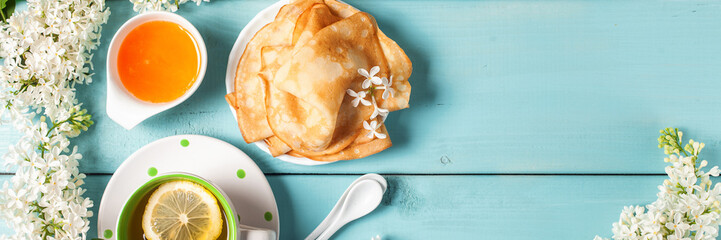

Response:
(106, 12), (207, 130)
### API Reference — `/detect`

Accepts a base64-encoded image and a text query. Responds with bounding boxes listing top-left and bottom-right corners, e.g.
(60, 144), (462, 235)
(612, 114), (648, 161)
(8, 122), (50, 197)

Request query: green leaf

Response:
(0, 0), (15, 23)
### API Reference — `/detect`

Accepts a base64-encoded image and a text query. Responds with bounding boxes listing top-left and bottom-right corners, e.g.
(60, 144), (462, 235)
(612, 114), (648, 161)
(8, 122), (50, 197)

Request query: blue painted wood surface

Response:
(4, 0), (721, 174)
(2, 0), (721, 239)
(0, 175), (666, 239)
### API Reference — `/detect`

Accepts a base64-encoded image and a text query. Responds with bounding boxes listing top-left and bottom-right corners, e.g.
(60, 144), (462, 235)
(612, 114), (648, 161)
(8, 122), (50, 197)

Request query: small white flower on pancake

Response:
(377, 76), (396, 100)
(363, 120), (386, 139)
(359, 66), (382, 89)
(347, 89), (371, 107)
(371, 100), (389, 121)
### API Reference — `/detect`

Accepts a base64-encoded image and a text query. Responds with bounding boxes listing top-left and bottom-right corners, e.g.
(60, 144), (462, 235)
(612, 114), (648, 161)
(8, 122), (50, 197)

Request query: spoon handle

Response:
(305, 209), (341, 240)
(305, 174), (386, 240)
(316, 220), (346, 240)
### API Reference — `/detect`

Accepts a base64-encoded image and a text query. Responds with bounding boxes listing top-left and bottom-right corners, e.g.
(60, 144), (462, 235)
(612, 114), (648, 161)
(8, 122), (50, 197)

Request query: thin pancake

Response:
(292, 4), (341, 46)
(262, 44), (366, 156)
(288, 125), (392, 161)
(264, 6), (372, 156)
(230, 0), (321, 143)
(231, 0), (411, 161)
(323, 0), (412, 111)
(257, 45), (293, 156)
(270, 13), (388, 152)
(264, 136), (292, 157)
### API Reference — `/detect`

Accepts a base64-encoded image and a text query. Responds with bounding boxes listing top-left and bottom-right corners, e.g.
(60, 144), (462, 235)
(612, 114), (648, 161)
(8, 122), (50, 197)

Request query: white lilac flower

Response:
(363, 120), (386, 139)
(370, 100), (389, 122)
(667, 235), (692, 240)
(640, 211), (663, 236)
(0, 0), (109, 238)
(5, 188), (26, 209)
(680, 193), (703, 216)
(130, 0), (211, 13)
(666, 213), (691, 238)
(359, 66), (382, 89)
(347, 89), (371, 107)
(377, 76), (396, 99)
(612, 222), (636, 239)
(708, 166), (720, 177)
(348, 66), (394, 140)
(690, 214), (717, 237)
(596, 129), (721, 240)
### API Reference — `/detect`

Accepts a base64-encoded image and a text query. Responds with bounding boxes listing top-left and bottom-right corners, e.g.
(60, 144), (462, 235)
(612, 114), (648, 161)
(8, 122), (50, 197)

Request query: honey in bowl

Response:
(117, 20), (200, 103)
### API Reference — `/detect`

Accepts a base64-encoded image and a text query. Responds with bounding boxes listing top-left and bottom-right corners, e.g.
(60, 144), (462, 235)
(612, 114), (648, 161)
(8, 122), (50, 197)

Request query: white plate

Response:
(225, 0), (331, 166)
(97, 135), (279, 239)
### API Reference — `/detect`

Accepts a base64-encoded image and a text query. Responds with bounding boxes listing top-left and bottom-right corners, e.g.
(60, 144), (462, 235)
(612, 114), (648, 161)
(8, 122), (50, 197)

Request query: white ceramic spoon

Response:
(306, 174), (387, 240)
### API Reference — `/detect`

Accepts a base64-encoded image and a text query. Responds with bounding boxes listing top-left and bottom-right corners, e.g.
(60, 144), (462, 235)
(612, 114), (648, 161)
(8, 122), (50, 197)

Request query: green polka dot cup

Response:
(116, 172), (276, 240)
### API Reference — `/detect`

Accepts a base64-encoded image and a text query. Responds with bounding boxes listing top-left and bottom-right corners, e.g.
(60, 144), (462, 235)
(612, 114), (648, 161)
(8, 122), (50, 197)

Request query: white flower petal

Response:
(369, 66), (380, 77)
(360, 98), (371, 106)
(375, 132), (387, 139)
(382, 89), (390, 99)
(366, 131), (375, 139)
(358, 68), (370, 78)
(362, 79), (372, 89)
(346, 89), (358, 97)
(363, 120), (372, 130)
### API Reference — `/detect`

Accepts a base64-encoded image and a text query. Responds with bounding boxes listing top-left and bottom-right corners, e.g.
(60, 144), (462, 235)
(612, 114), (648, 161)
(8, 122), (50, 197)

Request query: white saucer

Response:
(97, 135), (279, 239)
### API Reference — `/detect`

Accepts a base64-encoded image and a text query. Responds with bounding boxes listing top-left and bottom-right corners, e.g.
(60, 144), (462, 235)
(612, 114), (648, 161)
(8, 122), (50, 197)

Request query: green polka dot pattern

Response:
(264, 211), (273, 222)
(103, 229), (113, 238)
(147, 167), (157, 177)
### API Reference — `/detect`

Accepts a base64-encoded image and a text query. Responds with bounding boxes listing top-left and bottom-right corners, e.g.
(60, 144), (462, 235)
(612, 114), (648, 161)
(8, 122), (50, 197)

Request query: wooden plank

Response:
(0, 174), (665, 239)
(3, 0), (721, 174)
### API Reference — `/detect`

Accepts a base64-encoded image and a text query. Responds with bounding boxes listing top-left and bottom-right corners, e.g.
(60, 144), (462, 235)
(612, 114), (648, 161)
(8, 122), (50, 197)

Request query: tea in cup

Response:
(116, 173), (276, 240)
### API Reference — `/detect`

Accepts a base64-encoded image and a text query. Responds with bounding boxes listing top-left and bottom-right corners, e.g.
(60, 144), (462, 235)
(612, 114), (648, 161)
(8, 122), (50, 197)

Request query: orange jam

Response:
(117, 20), (200, 103)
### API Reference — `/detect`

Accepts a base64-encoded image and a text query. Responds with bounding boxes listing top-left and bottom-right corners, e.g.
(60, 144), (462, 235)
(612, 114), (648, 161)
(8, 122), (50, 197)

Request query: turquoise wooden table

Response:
(4, 0), (721, 239)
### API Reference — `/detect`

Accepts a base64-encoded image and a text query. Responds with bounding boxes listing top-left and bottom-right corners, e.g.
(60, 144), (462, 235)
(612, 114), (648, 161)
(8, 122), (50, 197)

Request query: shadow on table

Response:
(372, 9), (436, 151)
(267, 176), (301, 238)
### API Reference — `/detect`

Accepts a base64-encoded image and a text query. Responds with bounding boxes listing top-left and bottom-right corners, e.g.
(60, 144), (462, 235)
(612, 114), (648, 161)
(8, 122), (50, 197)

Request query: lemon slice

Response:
(142, 180), (224, 240)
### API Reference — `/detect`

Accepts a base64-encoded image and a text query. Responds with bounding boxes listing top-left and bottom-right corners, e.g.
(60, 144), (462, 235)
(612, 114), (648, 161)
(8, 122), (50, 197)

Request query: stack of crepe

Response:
(226, 0), (412, 161)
